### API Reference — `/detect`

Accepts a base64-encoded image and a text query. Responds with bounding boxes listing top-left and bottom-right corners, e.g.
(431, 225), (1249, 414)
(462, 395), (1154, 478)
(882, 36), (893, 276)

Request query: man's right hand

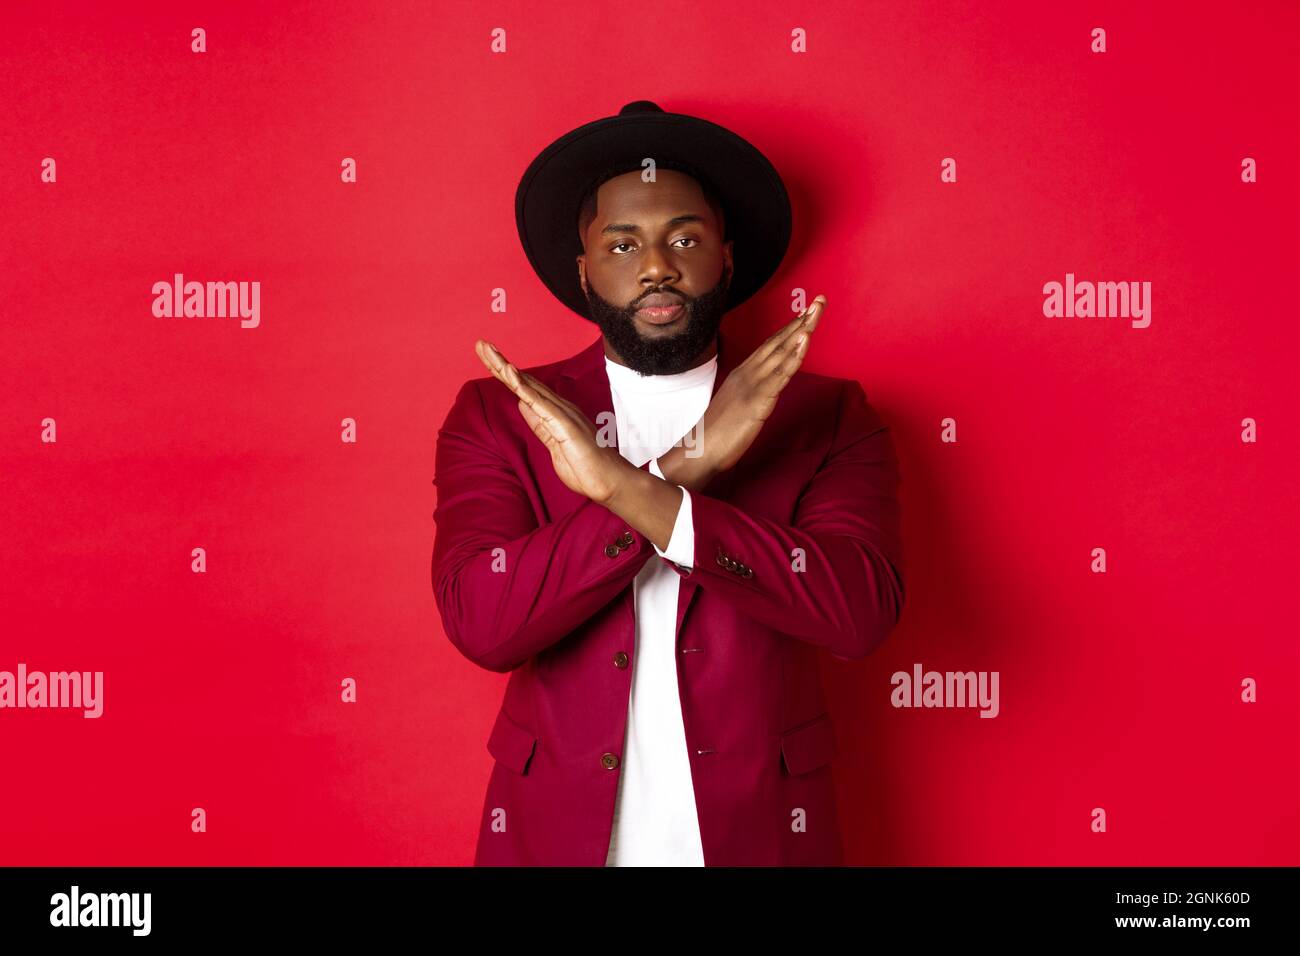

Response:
(657, 294), (826, 491)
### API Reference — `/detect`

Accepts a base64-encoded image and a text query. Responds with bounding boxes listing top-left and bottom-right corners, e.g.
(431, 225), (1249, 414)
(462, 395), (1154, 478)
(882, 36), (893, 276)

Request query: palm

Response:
(701, 295), (826, 472)
(474, 339), (622, 504)
(532, 412), (601, 497)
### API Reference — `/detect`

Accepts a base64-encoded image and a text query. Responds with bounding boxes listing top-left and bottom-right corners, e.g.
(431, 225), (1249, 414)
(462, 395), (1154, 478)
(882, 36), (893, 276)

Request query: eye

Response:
(610, 237), (699, 254)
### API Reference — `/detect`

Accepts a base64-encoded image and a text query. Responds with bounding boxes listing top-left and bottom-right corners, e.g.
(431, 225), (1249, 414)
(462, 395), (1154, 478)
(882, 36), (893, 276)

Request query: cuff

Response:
(649, 456), (695, 569)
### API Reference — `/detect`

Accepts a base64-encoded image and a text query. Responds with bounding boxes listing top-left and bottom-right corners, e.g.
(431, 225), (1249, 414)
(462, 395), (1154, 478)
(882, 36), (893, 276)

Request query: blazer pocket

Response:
(779, 712), (836, 776)
(487, 708), (538, 775)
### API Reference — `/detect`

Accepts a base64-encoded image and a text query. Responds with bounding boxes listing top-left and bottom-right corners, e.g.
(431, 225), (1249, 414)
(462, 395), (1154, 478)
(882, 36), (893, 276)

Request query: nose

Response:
(637, 242), (680, 288)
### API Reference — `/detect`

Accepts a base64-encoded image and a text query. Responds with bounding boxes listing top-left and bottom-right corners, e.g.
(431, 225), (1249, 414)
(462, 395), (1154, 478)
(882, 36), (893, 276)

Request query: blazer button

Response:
(715, 552), (729, 568)
(741, 566), (754, 578)
(612, 651), (629, 669)
(604, 543), (621, 558)
(601, 753), (620, 770)
(618, 531), (634, 547)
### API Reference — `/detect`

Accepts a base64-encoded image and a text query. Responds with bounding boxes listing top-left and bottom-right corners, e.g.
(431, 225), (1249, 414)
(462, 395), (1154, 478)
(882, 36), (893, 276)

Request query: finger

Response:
(477, 338), (507, 371)
(793, 294), (825, 336)
(512, 371), (553, 412)
(475, 339), (500, 375)
(518, 397), (552, 443)
(753, 295), (826, 364)
(518, 371), (589, 424)
(523, 398), (577, 453)
(495, 361), (590, 445)
(761, 308), (810, 353)
(800, 295), (826, 333)
(777, 329), (812, 378)
(758, 299), (822, 379)
(518, 371), (565, 406)
(510, 369), (571, 438)
(745, 332), (810, 408)
(477, 340), (516, 392)
(478, 343), (577, 416)
(481, 343), (541, 409)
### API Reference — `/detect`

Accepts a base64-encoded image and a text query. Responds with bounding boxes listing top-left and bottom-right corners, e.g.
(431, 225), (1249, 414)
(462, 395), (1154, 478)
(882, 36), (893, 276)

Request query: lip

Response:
(635, 302), (685, 325)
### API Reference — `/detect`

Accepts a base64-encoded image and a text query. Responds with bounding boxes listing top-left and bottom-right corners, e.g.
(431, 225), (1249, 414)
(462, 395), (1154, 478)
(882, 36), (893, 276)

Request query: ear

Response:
(576, 254), (588, 296)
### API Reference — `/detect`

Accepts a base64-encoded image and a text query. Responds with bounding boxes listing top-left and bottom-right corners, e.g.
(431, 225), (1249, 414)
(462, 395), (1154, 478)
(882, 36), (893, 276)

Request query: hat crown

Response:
(618, 100), (664, 116)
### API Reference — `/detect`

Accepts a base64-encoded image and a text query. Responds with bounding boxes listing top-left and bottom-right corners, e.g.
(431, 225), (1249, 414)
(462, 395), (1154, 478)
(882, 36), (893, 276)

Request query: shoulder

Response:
(767, 368), (890, 461)
(784, 368), (878, 422)
(786, 367), (864, 401)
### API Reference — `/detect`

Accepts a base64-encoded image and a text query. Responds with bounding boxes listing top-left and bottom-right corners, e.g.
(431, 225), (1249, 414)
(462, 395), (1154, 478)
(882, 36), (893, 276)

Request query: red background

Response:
(1, 0), (1296, 865)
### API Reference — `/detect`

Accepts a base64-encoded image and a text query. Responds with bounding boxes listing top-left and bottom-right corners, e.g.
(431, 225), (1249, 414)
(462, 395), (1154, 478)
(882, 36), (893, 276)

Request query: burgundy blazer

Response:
(432, 331), (906, 865)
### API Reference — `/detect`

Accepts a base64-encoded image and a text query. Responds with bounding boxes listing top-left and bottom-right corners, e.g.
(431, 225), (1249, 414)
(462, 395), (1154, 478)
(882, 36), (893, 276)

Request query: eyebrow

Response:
(600, 214), (707, 236)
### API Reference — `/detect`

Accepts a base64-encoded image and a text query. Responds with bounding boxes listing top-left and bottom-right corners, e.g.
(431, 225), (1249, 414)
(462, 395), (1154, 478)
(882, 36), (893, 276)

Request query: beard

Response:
(583, 267), (732, 376)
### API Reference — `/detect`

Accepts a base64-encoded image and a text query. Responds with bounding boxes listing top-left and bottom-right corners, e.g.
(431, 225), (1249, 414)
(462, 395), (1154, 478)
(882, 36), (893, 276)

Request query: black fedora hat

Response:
(515, 100), (792, 321)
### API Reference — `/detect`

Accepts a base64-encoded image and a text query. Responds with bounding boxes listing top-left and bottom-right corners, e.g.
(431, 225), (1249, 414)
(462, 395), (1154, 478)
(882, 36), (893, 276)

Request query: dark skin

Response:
(475, 168), (826, 550)
(582, 169), (731, 367)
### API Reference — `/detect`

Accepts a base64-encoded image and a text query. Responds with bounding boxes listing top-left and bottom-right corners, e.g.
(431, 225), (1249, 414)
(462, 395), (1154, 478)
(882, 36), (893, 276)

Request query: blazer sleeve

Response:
(667, 379), (906, 661)
(431, 378), (654, 673)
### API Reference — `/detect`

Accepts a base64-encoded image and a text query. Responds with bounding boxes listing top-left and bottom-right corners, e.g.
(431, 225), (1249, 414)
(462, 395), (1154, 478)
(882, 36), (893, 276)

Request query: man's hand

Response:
(474, 339), (633, 506)
(658, 294), (826, 490)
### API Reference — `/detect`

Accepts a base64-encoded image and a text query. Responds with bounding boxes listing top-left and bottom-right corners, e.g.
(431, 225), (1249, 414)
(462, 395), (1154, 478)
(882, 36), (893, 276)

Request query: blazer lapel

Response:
(556, 334), (619, 445)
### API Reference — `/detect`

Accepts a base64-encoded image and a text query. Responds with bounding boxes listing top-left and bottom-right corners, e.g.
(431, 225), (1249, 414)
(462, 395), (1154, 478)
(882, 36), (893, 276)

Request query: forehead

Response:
(593, 168), (715, 221)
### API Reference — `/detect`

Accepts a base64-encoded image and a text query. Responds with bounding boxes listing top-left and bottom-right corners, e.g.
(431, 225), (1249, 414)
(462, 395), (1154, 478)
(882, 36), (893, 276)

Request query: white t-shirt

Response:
(603, 351), (718, 866)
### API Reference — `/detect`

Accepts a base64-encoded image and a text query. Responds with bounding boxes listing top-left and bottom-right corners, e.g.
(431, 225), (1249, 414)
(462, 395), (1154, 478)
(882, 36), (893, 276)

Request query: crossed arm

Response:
(431, 377), (656, 672)
(606, 377), (904, 660)
(432, 375), (905, 672)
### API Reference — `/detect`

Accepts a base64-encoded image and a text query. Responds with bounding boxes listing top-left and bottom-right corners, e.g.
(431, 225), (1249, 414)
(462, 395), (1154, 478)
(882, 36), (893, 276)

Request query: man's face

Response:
(577, 169), (734, 376)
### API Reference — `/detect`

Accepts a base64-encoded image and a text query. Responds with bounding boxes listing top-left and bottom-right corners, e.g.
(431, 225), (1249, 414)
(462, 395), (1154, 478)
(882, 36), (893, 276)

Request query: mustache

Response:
(633, 291), (688, 308)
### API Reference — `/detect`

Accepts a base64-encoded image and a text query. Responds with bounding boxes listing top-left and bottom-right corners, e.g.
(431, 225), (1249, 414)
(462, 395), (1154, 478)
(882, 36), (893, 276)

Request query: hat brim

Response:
(515, 110), (792, 321)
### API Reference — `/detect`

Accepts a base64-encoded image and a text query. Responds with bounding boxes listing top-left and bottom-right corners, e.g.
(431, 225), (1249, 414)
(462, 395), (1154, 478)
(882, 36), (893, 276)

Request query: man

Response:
(432, 101), (906, 866)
